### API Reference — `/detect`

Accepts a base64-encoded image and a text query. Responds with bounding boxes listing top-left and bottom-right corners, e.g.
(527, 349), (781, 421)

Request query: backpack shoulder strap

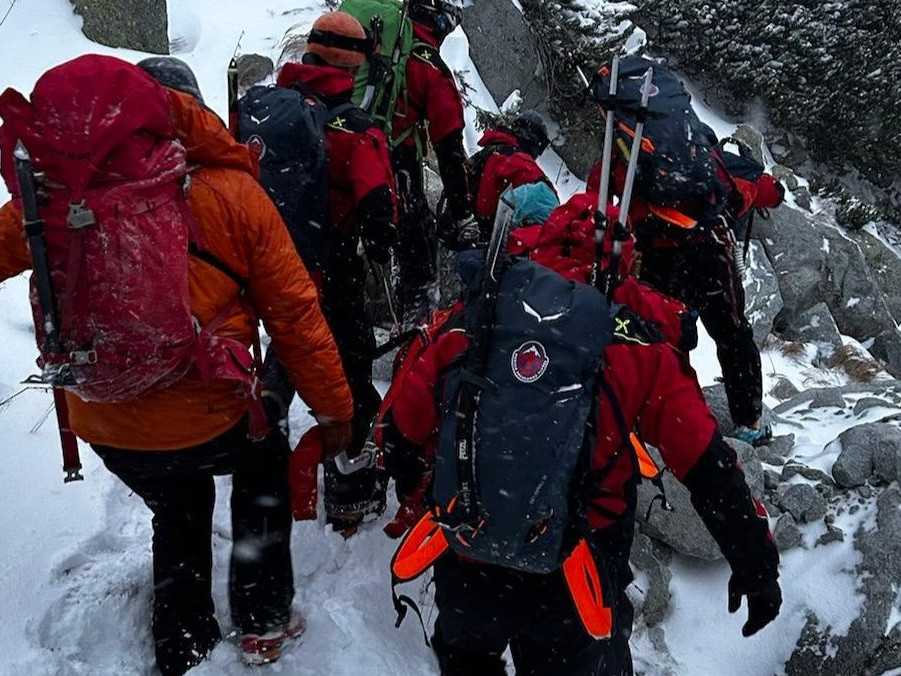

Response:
(411, 41), (452, 77)
(326, 102), (375, 133)
(610, 305), (665, 347)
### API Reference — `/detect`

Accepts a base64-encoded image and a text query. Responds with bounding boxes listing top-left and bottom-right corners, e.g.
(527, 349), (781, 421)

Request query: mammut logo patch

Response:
(247, 135), (267, 161)
(512, 341), (549, 384)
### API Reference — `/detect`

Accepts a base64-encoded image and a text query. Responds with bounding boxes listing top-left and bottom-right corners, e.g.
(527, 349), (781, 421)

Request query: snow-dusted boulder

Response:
(756, 206), (901, 376)
(743, 241), (783, 348)
(849, 226), (901, 324)
(629, 533), (672, 627)
(786, 485), (901, 676)
(71, 0), (169, 54)
(777, 484), (827, 524)
(783, 302), (842, 356)
(237, 54), (274, 94)
(830, 423), (901, 489)
(773, 513), (802, 551)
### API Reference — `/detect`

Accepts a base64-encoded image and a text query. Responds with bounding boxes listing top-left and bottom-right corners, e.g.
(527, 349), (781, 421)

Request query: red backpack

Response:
(0, 56), (267, 448)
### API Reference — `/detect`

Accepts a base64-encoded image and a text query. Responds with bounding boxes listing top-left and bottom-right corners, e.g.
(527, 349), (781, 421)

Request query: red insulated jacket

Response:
(392, 23), (465, 148)
(277, 63), (397, 238)
(508, 191), (695, 352)
(472, 129), (551, 223)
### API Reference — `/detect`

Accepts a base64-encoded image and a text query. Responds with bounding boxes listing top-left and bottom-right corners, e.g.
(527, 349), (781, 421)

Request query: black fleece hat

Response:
(138, 57), (204, 104)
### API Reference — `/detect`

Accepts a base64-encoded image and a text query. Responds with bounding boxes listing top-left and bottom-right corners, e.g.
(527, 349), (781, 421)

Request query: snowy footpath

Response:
(0, 1), (897, 675)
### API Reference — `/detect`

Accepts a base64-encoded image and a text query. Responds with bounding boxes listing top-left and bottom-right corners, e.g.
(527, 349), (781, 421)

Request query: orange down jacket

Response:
(0, 88), (353, 450)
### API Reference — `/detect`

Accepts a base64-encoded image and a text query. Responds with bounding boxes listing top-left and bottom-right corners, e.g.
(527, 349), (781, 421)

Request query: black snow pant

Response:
(92, 419), (293, 676)
(393, 146), (438, 320)
(432, 522), (635, 676)
(320, 238), (382, 517)
(638, 224), (763, 427)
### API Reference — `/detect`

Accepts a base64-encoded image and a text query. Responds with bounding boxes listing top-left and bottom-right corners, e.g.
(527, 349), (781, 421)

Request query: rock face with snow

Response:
(755, 206), (901, 377)
(743, 241), (783, 348)
(786, 485), (901, 676)
(71, 0), (169, 54)
(782, 302), (842, 356)
(831, 423), (901, 488)
(633, 0), (901, 212)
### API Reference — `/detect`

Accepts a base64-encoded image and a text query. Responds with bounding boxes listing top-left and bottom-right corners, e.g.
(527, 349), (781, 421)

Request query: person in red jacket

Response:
(391, 0), (472, 322)
(277, 11), (398, 531)
(620, 144), (786, 447)
(469, 110), (555, 239)
(377, 186), (781, 675)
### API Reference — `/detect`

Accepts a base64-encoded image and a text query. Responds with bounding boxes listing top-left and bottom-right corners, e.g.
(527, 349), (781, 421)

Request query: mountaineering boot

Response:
(240, 615), (306, 666)
(732, 423), (773, 447)
(324, 443), (388, 537)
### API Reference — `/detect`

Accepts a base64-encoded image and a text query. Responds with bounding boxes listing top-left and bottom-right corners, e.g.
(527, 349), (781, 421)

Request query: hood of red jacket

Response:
(277, 62), (354, 101)
(478, 128), (520, 149)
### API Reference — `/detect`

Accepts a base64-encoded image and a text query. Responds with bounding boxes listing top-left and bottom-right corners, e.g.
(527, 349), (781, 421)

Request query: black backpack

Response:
(238, 85), (356, 273)
(592, 56), (726, 214)
(433, 254), (614, 574)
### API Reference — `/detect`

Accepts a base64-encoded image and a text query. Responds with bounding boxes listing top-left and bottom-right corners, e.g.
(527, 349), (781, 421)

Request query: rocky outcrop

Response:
(786, 485), (901, 676)
(830, 423), (901, 488)
(633, 0), (901, 212)
(743, 241), (783, 348)
(783, 303), (842, 357)
(755, 206), (901, 376)
(71, 0), (168, 54)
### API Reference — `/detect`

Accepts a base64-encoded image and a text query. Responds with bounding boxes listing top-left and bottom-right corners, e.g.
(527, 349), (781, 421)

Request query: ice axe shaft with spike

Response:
(604, 66), (654, 300)
(593, 55), (619, 290)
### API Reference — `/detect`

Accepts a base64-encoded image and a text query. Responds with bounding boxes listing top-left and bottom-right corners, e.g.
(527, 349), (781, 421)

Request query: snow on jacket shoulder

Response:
(0, 92), (353, 451)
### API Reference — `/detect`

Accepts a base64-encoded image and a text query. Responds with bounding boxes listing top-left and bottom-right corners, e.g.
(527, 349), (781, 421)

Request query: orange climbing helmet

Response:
(305, 12), (371, 69)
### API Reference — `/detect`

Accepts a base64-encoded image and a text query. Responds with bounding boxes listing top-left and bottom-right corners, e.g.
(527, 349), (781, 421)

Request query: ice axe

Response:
(15, 142), (82, 483)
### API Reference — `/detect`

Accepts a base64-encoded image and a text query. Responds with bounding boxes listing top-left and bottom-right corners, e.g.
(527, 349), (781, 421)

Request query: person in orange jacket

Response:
(0, 57), (353, 675)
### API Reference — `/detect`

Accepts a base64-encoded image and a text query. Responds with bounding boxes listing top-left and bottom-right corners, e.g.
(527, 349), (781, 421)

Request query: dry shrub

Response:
(826, 345), (883, 383)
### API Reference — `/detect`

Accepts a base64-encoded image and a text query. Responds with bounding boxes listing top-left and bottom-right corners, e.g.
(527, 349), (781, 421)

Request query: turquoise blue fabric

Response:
(509, 182), (559, 227)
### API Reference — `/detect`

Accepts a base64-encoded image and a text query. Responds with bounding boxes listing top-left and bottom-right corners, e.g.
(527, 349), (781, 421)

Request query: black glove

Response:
(440, 214), (481, 251)
(728, 570), (782, 637)
(363, 228), (395, 265)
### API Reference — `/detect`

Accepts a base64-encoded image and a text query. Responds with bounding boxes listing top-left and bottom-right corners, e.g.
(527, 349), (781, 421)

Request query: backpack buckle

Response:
(69, 350), (97, 366)
(67, 201), (96, 229)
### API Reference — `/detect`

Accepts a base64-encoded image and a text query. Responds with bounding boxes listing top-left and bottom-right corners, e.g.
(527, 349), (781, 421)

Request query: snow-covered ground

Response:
(0, 1), (895, 675)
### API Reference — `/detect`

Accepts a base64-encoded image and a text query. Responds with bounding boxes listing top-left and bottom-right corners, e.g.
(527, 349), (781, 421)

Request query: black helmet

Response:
(511, 110), (550, 158)
(138, 57), (204, 104)
(410, 0), (463, 40)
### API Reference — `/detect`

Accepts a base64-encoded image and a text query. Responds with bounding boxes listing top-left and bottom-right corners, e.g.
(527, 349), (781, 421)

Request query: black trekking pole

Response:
(15, 141), (83, 482)
(604, 66), (653, 300)
(594, 55), (620, 292)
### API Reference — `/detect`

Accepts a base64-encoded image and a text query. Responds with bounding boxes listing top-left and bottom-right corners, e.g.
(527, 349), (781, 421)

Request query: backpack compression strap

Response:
(562, 538), (614, 640)
(389, 508), (451, 645)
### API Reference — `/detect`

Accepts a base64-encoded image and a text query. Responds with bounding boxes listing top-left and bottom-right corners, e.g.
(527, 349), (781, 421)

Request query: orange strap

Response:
(648, 205), (698, 229)
(562, 539), (614, 640)
(617, 121), (656, 154)
(391, 510), (450, 582)
(630, 433), (662, 481)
